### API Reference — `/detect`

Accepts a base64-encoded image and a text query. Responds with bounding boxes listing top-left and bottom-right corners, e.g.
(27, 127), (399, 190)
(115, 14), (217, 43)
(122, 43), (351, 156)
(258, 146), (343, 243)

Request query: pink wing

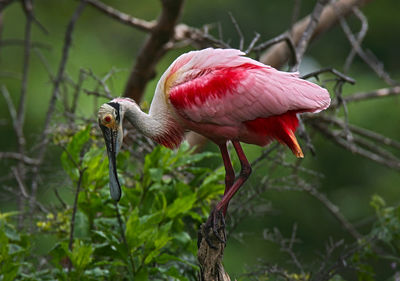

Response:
(167, 48), (330, 126)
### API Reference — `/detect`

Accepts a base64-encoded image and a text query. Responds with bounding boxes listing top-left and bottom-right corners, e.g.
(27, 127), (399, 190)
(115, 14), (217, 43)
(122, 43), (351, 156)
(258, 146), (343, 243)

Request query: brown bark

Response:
(123, 0), (184, 102)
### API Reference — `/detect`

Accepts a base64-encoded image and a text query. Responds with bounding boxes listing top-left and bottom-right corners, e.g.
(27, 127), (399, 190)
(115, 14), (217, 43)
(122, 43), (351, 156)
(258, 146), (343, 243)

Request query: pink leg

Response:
(218, 143), (235, 215)
(216, 141), (252, 214)
(203, 141), (251, 247)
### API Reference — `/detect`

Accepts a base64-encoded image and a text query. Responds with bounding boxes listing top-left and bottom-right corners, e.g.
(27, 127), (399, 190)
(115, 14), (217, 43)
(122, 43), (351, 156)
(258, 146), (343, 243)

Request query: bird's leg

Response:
(219, 143), (235, 215)
(202, 143), (233, 247)
(215, 141), (252, 214)
(203, 141), (252, 248)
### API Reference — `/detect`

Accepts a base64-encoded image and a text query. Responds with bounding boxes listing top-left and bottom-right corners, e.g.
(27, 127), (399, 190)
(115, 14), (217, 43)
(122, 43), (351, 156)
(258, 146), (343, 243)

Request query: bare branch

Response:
(12, 166), (29, 198)
(30, 1), (87, 213)
(339, 15), (397, 85)
(228, 12), (244, 50)
(301, 183), (362, 240)
(310, 114), (400, 151)
(0, 152), (39, 165)
(173, 23), (231, 49)
(291, 0), (330, 72)
(54, 188), (67, 209)
(260, 0), (373, 68)
(85, 0), (155, 32)
(343, 7), (368, 72)
(329, 86), (400, 108)
(84, 89), (112, 100)
(253, 33), (297, 65)
(1, 85), (17, 128)
(244, 32), (260, 54)
(123, 0), (184, 102)
(345, 86), (400, 103)
(301, 67), (356, 84)
(310, 121), (400, 171)
(16, 0), (32, 156)
(11, 166), (49, 213)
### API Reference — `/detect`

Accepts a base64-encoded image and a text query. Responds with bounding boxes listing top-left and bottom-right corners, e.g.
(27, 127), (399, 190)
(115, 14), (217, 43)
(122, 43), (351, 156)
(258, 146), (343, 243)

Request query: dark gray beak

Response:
(99, 123), (121, 201)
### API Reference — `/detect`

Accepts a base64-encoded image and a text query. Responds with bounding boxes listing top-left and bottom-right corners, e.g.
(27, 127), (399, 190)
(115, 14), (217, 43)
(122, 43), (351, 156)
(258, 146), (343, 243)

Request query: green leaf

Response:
(135, 267), (149, 281)
(166, 193), (197, 219)
(149, 168), (163, 182)
(125, 208), (140, 248)
(73, 211), (89, 238)
(61, 126), (91, 180)
(68, 239), (93, 272)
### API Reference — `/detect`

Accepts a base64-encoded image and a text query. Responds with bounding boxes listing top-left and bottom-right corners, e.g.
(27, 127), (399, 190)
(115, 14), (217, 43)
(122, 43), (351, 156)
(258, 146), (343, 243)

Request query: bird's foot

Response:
(198, 208), (226, 250)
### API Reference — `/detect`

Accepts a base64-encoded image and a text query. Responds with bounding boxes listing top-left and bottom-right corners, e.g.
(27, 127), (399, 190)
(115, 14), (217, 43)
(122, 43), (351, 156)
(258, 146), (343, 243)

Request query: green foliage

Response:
(1, 126), (224, 280)
(0, 212), (30, 281)
(349, 195), (400, 281)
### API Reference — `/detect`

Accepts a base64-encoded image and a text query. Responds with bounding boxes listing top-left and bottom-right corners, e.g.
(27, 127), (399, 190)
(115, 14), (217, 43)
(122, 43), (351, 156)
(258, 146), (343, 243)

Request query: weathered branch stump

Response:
(197, 214), (231, 281)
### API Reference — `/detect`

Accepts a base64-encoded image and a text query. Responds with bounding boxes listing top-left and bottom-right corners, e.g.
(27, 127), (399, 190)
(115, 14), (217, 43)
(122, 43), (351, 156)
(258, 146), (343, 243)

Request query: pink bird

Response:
(98, 48), (330, 232)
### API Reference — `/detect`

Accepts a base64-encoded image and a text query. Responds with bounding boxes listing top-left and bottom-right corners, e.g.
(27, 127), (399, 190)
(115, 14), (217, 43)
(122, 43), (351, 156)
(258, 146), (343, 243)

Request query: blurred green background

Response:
(1, 0), (400, 279)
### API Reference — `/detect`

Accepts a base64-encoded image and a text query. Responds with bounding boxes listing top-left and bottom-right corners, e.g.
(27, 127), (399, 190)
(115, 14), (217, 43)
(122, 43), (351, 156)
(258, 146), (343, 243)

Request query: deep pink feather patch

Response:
(170, 63), (262, 110)
(244, 111), (300, 149)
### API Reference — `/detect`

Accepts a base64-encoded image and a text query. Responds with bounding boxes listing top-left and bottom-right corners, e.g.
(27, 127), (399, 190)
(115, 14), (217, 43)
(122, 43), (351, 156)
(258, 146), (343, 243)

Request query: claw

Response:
(201, 208), (226, 249)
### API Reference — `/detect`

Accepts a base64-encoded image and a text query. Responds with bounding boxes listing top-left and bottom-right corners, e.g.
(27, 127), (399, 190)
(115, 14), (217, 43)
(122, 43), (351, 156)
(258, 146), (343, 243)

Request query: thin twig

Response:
(328, 86), (400, 108)
(54, 188), (67, 209)
(33, 48), (55, 82)
(311, 121), (400, 171)
(302, 183), (362, 240)
(12, 166), (29, 198)
(339, 15), (397, 85)
(85, 0), (155, 32)
(69, 69), (86, 118)
(301, 67), (356, 84)
(291, 0), (330, 72)
(11, 166), (49, 213)
(343, 7), (368, 72)
(245, 32), (260, 54)
(30, 1), (87, 214)
(253, 33), (297, 65)
(311, 114), (400, 151)
(0, 152), (39, 165)
(68, 166), (86, 271)
(1, 85), (17, 129)
(17, 0), (33, 160)
(260, 0), (373, 69)
(228, 12), (244, 51)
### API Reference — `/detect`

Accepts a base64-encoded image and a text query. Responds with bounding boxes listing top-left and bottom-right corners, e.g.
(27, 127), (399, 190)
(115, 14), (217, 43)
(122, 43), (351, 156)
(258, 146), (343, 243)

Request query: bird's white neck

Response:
(115, 97), (184, 149)
(115, 98), (160, 137)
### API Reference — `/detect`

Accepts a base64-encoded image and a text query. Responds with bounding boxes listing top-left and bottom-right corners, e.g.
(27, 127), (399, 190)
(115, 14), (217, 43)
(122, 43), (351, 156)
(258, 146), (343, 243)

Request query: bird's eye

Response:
(103, 115), (112, 124)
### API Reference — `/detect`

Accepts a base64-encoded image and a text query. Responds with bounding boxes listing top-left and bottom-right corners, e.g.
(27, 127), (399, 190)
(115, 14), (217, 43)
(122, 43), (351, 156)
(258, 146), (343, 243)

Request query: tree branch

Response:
(329, 86), (400, 108)
(0, 152), (39, 165)
(291, 0), (330, 72)
(85, 0), (155, 32)
(123, 0), (184, 102)
(260, 0), (373, 68)
(30, 1), (87, 214)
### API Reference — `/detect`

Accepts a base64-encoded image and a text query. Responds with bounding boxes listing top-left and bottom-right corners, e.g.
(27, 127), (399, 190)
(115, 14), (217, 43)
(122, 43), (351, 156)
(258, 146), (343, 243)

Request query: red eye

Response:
(104, 115), (112, 123)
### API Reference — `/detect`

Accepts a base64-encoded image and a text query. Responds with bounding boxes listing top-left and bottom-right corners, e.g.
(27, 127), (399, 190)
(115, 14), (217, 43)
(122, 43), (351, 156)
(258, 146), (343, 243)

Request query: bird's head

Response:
(98, 101), (124, 201)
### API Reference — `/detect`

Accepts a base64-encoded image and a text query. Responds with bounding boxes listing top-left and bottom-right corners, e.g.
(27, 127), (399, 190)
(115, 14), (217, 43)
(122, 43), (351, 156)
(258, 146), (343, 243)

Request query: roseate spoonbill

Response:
(98, 48), (330, 221)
